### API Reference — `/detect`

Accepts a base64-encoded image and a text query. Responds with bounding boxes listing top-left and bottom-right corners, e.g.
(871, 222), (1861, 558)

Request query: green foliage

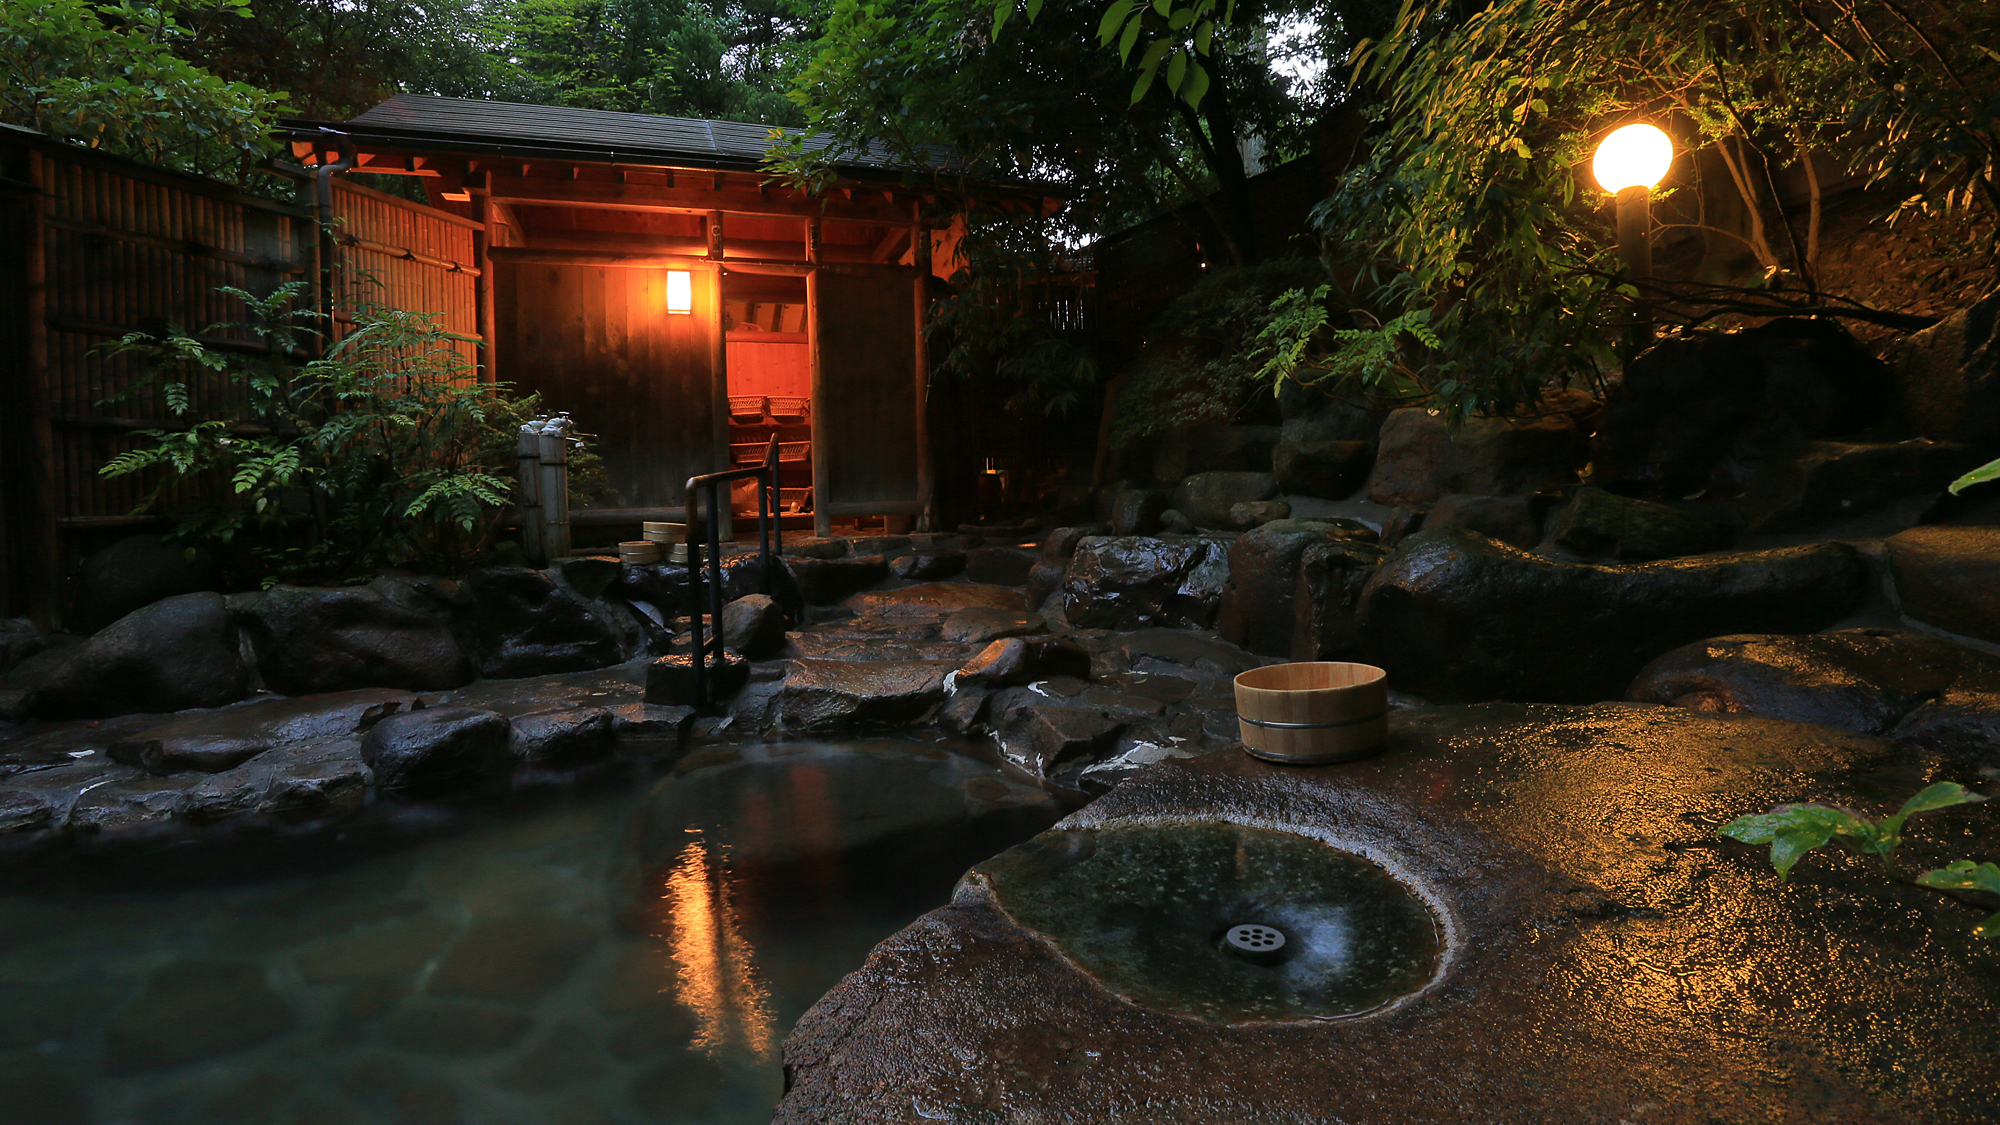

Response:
(1914, 862), (2000, 939)
(435, 0), (810, 126)
(1721, 781), (1996, 938)
(100, 282), (601, 581)
(0, 0), (287, 180)
(1949, 456), (2000, 495)
(1289, 0), (2000, 425)
(1112, 258), (1327, 443)
(781, 0), (1392, 254)
(996, 0), (1235, 110)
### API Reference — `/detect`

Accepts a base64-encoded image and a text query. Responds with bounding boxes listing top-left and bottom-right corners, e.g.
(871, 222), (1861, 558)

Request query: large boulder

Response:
(1738, 439), (1972, 532)
(891, 551), (966, 581)
(1110, 488), (1171, 537)
(1150, 424), (1280, 486)
(1425, 494), (1545, 551)
(720, 593), (788, 659)
(965, 547), (1038, 587)
(777, 659), (955, 730)
(1881, 288), (2000, 446)
(1044, 525), (1111, 560)
(1218, 519), (1378, 658)
(359, 706), (511, 793)
(508, 707), (616, 767)
(1367, 405), (1588, 507)
(1886, 524), (2000, 643)
(1062, 536), (1232, 630)
(1272, 440), (1372, 499)
(787, 556), (891, 605)
(1548, 487), (1730, 560)
(462, 568), (646, 679)
(33, 593), (248, 720)
(1358, 528), (1869, 702)
(1277, 379), (1388, 446)
(70, 534), (219, 633)
(1171, 472), (1279, 530)
(241, 583), (472, 696)
(1290, 539), (1389, 662)
(1627, 629), (1995, 735)
(1595, 318), (1894, 496)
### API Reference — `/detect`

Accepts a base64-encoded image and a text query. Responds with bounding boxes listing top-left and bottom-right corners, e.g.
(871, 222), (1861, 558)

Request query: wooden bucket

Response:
(1233, 662), (1389, 764)
(618, 540), (663, 565)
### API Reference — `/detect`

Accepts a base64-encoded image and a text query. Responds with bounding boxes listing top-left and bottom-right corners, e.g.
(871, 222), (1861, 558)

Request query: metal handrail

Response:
(683, 434), (782, 708)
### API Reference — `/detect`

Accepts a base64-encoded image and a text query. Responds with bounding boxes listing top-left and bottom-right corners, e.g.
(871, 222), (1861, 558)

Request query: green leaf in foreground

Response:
(1948, 456), (2000, 496)
(1721, 805), (1869, 879)
(1914, 861), (2000, 939)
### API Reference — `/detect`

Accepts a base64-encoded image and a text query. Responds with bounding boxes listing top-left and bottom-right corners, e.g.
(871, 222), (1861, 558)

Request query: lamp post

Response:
(1592, 123), (1673, 353)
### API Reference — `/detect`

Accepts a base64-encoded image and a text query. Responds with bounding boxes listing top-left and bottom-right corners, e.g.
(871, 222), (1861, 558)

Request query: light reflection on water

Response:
(659, 833), (776, 1061)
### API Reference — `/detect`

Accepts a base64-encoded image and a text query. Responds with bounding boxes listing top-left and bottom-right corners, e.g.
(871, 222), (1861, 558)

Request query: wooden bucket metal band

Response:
(1238, 711), (1386, 730)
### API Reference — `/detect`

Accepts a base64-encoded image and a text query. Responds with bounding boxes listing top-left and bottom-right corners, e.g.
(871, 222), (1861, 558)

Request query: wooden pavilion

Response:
(283, 95), (1058, 539)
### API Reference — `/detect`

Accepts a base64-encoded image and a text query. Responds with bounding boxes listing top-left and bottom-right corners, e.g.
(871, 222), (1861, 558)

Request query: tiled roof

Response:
(287, 94), (954, 178)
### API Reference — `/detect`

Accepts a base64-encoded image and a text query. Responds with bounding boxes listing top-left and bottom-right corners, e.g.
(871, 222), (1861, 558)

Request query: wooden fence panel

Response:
(331, 180), (482, 375)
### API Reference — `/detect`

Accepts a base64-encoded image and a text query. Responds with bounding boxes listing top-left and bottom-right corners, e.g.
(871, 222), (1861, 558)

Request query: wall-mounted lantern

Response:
(1593, 123), (1672, 351)
(666, 269), (694, 315)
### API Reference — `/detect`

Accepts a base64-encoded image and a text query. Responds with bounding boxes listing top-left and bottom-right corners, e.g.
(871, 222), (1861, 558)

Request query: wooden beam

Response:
(488, 248), (724, 270)
(871, 226), (910, 263)
(487, 172), (915, 225)
(46, 216), (307, 274)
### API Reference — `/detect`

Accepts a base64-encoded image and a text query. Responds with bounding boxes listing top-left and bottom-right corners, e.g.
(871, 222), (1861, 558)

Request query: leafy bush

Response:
(0, 0), (286, 181)
(1111, 257), (1329, 445)
(102, 282), (601, 583)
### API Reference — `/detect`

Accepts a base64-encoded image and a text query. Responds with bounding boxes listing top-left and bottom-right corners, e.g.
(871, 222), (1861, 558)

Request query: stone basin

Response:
(778, 703), (2000, 1124)
(969, 820), (1447, 1023)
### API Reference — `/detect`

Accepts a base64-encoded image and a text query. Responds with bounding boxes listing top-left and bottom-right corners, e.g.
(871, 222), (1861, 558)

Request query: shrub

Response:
(102, 282), (601, 583)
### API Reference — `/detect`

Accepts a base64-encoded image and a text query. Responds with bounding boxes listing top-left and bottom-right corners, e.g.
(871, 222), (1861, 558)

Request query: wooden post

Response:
(807, 262), (830, 539)
(517, 425), (545, 566)
(472, 169), (497, 383)
(704, 265), (732, 541)
(20, 152), (60, 628)
(912, 221), (935, 532)
(537, 424), (571, 560)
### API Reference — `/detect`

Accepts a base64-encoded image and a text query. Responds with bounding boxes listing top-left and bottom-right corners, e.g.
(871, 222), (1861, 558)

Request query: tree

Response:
(0, 0), (287, 180)
(783, 0), (1399, 261)
(433, 0), (812, 125)
(1258, 0), (2000, 423)
(171, 0), (477, 120)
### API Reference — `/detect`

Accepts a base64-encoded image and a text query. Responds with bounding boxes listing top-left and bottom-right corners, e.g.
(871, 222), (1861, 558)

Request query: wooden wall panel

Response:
(724, 334), (809, 398)
(496, 261), (722, 512)
(815, 266), (921, 513)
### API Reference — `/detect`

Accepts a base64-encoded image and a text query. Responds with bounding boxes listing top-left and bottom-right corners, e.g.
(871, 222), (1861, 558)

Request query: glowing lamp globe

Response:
(1592, 124), (1673, 193)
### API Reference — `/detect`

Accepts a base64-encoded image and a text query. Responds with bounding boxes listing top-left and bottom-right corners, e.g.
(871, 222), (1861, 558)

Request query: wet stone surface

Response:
(974, 821), (1441, 1023)
(778, 703), (2000, 1125)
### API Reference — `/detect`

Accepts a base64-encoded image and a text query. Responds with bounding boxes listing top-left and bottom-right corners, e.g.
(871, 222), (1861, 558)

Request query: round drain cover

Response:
(1224, 923), (1286, 954)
